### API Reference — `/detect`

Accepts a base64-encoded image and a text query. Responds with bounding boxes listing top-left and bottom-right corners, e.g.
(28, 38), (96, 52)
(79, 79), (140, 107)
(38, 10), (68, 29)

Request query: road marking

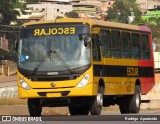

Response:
(0, 81), (18, 98)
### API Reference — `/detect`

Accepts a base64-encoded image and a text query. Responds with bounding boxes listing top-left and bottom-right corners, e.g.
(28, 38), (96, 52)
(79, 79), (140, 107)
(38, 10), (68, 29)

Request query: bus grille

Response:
(29, 75), (78, 81)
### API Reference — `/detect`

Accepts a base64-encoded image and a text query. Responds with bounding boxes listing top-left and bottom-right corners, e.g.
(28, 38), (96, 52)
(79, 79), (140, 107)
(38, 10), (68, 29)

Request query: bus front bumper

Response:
(18, 82), (97, 99)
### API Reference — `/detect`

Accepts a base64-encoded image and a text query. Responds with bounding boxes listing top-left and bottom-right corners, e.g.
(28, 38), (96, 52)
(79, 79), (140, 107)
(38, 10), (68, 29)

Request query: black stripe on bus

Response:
(93, 65), (154, 77)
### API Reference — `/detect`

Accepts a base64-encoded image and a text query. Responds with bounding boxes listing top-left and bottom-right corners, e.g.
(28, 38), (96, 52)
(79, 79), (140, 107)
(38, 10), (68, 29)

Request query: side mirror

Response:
(92, 27), (100, 34)
(14, 40), (18, 52)
(84, 36), (91, 47)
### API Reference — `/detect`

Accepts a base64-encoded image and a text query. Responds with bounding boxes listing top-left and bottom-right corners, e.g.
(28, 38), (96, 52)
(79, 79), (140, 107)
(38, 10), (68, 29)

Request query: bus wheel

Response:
(90, 86), (104, 115)
(28, 98), (42, 116)
(129, 85), (141, 113)
(69, 105), (89, 115)
(80, 105), (90, 115)
(68, 105), (79, 115)
(118, 97), (129, 114)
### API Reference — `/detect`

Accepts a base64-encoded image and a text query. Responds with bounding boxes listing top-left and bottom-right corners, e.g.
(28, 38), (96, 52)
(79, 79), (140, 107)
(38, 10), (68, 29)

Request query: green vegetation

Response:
(0, 0), (20, 56)
(144, 19), (160, 46)
(65, 11), (79, 18)
(142, 10), (160, 22)
(0, 0), (19, 25)
(13, 0), (25, 9)
(138, 10), (160, 44)
(105, 0), (142, 24)
(25, 0), (40, 4)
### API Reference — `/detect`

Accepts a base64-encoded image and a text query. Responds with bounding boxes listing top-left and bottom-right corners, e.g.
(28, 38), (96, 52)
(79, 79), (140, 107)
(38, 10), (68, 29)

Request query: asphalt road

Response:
(0, 115), (160, 124)
(0, 80), (160, 124)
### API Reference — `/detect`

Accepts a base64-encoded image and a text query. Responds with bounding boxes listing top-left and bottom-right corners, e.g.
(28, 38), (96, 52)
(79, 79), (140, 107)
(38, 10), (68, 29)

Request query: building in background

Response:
(137, 0), (160, 13)
(27, 3), (72, 20)
(0, 36), (9, 60)
(16, 0), (160, 21)
(138, 0), (160, 22)
(72, 4), (100, 19)
(16, 9), (45, 22)
(0, 36), (8, 51)
(15, 0), (114, 21)
(154, 52), (160, 73)
(14, 1), (160, 28)
(72, 0), (114, 19)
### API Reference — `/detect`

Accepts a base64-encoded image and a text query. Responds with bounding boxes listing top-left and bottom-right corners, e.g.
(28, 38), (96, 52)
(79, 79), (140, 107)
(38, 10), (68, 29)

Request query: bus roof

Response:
(22, 18), (151, 33)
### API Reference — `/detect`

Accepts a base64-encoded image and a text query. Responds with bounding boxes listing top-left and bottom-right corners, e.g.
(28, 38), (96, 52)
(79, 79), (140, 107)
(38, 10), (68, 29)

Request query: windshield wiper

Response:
(32, 49), (73, 75)
(53, 50), (73, 74)
(32, 50), (52, 75)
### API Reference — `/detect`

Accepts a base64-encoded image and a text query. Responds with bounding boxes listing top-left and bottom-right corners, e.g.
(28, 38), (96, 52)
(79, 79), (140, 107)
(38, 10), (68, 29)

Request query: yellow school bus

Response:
(17, 18), (155, 116)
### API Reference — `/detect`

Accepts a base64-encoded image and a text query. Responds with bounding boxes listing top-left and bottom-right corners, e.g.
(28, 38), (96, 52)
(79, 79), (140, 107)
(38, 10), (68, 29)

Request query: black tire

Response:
(90, 86), (104, 115)
(128, 85), (141, 113)
(80, 105), (90, 115)
(118, 85), (141, 114)
(69, 105), (89, 115)
(68, 105), (80, 115)
(118, 97), (129, 114)
(28, 98), (42, 117)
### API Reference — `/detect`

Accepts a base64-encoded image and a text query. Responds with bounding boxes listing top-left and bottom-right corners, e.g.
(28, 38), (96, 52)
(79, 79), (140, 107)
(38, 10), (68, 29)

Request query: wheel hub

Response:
(97, 93), (103, 107)
(136, 93), (140, 108)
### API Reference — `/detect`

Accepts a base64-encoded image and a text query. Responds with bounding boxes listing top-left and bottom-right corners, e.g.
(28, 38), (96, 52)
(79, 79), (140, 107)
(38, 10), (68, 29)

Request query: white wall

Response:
(27, 3), (73, 20)
(154, 52), (160, 70)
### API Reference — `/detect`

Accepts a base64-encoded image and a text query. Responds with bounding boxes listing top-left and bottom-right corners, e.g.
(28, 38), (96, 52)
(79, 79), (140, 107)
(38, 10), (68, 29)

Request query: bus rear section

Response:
(91, 23), (154, 114)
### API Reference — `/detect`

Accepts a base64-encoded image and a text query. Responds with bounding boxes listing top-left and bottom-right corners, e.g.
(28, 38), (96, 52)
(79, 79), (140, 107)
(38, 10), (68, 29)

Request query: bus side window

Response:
(92, 35), (101, 61)
(100, 30), (112, 58)
(131, 33), (141, 59)
(141, 34), (150, 59)
(111, 30), (122, 58)
(121, 32), (132, 59)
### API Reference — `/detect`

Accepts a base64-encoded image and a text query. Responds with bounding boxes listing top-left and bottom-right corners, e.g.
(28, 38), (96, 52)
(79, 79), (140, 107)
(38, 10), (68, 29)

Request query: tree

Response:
(13, 0), (26, 9)
(65, 11), (79, 18)
(0, 0), (20, 53)
(143, 17), (160, 43)
(25, 0), (41, 4)
(105, 0), (142, 24)
(0, 0), (19, 25)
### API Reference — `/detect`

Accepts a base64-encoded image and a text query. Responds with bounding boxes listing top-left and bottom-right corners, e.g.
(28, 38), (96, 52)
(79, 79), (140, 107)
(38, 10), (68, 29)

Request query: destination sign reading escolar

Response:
(34, 27), (75, 36)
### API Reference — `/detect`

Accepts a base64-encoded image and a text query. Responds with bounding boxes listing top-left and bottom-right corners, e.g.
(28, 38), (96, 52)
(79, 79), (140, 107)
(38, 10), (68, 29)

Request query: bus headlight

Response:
(77, 74), (90, 88)
(19, 78), (31, 90)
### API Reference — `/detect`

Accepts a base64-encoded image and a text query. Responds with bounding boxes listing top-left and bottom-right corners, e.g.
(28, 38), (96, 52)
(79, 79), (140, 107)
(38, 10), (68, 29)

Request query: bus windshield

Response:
(18, 23), (90, 72)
